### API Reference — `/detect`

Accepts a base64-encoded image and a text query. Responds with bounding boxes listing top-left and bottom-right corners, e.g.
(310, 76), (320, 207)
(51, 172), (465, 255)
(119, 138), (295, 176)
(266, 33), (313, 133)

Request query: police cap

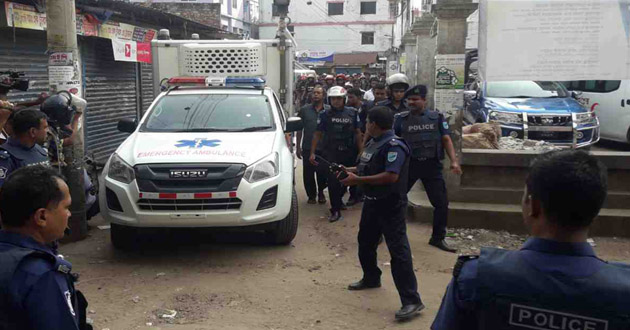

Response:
(404, 84), (428, 99)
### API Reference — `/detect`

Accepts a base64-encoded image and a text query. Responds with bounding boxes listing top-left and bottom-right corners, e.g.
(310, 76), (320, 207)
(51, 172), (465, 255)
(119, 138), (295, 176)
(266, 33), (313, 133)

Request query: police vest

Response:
(475, 248), (630, 330)
(399, 111), (444, 160)
(0, 246), (91, 330)
(0, 141), (50, 168)
(324, 107), (355, 153)
(357, 136), (409, 199)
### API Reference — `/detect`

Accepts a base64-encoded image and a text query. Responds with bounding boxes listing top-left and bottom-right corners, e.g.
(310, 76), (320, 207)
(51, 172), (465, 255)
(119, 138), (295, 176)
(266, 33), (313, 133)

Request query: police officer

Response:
(296, 85), (329, 204)
(310, 86), (362, 222)
(0, 109), (49, 187)
(339, 106), (424, 321)
(0, 165), (92, 330)
(394, 84), (461, 253)
(378, 73), (409, 114)
(432, 150), (630, 330)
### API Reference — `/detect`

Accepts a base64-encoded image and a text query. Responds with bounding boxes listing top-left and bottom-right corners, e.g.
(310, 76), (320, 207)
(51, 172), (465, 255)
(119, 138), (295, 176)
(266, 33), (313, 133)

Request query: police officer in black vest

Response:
(0, 109), (50, 187)
(377, 73), (410, 115)
(310, 86), (363, 222)
(432, 150), (630, 330)
(339, 106), (425, 321)
(394, 85), (461, 253)
(0, 166), (92, 330)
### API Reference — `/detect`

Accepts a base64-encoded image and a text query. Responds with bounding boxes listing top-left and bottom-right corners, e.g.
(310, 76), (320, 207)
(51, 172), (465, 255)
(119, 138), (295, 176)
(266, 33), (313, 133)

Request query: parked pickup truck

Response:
(463, 80), (600, 148)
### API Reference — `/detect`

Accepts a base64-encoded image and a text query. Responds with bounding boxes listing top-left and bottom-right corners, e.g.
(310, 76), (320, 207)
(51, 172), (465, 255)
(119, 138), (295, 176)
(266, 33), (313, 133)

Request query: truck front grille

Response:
(527, 115), (571, 126)
(137, 198), (242, 211)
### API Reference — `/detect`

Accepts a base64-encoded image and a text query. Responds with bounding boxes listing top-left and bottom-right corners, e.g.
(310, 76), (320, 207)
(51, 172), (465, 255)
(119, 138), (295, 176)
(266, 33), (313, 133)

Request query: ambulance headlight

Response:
(243, 152), (279, 183)
(107, 154), (135, 184)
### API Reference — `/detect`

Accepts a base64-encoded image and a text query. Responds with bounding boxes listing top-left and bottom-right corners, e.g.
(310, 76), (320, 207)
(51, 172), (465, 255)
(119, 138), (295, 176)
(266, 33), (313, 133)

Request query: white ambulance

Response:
(99, 36), (302, 249)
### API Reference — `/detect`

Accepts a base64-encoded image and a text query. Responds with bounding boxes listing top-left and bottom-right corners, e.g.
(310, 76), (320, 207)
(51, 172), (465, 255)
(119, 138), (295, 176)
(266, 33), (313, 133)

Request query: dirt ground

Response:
(60, 171), (630, 330)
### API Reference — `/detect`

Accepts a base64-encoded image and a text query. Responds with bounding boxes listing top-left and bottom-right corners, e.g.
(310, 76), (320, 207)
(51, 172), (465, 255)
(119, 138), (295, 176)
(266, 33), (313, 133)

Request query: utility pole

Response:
(46, 0), (87, 242)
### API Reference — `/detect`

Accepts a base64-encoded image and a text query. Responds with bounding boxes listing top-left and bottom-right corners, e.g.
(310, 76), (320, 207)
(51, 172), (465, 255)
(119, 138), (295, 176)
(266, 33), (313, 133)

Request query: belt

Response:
(364, 194), (403, 201)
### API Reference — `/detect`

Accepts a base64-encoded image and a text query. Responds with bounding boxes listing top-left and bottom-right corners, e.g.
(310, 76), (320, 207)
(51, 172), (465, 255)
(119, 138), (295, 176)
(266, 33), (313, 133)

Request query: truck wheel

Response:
(267, 189), (298, 245)
(110, 223), (138, 250)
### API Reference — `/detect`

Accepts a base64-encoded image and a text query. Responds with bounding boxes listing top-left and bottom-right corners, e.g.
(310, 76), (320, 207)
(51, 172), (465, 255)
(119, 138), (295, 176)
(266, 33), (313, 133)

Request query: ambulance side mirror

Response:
(118, 118), (137, 133)
(285, 117), (303, 133)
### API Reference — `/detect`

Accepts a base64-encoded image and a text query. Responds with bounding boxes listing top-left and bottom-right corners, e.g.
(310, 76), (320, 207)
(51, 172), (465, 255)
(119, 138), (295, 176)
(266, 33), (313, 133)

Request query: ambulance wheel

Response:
(111, 223), (137, 250)
(267, 190), (298, 245)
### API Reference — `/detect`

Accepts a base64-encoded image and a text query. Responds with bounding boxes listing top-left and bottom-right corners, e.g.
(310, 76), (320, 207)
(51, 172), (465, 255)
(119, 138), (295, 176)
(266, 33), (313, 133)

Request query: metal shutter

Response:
(140, 62), (154, 115)
(81, 37), (138, 162)
(0, 29), (48, 104)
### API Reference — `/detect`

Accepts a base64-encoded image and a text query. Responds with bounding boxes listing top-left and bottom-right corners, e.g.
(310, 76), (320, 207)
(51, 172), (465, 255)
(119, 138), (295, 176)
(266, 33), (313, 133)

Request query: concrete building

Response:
(258, 0), (398, 62)
(130, 0), (258, 39)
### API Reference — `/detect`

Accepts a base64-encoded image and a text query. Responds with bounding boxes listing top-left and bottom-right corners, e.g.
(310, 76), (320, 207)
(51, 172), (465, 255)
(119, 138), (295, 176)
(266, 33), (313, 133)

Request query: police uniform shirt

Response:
(371, 130), (407, 175)
(377, 99), (407, 114)
(393, 110), (451, 138)
(316, 107), (360, 132)
(0, 138), (49, 187)
(431, 238), (613, 330)
(0, 231), (80, 330)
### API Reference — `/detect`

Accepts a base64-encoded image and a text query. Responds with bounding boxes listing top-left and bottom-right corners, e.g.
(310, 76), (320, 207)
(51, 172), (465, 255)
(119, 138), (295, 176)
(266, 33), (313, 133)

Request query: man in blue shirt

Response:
(432, 150), (630, 330)
(0, 109), (50, 187)
(0, 165), (91, 330)
(340, 106), (424, 321)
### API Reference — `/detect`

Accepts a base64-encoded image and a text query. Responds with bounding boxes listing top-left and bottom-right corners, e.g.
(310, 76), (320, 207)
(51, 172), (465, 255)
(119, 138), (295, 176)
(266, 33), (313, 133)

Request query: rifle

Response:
(315, 155), (349, 180)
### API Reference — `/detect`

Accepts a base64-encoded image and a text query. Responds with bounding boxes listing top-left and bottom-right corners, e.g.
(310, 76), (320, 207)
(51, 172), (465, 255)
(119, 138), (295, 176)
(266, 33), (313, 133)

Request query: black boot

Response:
(429, 238), (457, 253)
(328, 210), (342, 223)
(347, 279), (381, 290)
(395, 303), (425, 320)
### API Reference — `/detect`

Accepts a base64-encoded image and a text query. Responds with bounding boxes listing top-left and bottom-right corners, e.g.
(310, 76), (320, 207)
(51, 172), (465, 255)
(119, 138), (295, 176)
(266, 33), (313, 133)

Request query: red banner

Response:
(136, 42), (152, 64)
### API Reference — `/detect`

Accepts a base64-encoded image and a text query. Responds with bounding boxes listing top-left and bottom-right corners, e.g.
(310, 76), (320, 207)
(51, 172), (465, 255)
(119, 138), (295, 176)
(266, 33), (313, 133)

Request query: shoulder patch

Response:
(0, 150), (8, 160)
(387, 151), (398, 163)
(443, 121), (449, 130)
(0, 166), (7, 179)
(453, 255), (479, 279)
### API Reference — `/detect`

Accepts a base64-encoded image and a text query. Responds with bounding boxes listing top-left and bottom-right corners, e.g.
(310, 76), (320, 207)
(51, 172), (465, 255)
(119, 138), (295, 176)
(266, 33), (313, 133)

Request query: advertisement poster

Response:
(77, 15), (99, 37)
(111, 39), (152, 63)
(435, 54), (465, 90)
(297, 50), (334, 63)
(48, 52), (82, 97)
(4, 2), (46, 30)
(479, 0), (630, 81)
(435, 54), (465, 113)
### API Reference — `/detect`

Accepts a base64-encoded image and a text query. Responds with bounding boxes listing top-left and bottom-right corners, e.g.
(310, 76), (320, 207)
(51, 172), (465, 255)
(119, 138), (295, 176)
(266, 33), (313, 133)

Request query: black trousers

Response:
(407, 158), (448, 240)
(358, 194), (422, 306)
(324, 151), (356, 212)
(302, 149), (327, 199)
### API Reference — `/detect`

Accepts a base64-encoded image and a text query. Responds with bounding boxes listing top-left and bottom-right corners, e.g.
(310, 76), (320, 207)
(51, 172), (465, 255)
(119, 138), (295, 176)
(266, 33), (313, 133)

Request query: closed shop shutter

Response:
(140, 62), (154, 114)
(81, 37), (138, 162)
(0, 29), (48, 104)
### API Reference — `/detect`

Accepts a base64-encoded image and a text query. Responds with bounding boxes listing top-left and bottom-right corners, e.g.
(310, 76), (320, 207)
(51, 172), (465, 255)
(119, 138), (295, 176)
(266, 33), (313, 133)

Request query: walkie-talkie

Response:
(315, 155), (348, 180)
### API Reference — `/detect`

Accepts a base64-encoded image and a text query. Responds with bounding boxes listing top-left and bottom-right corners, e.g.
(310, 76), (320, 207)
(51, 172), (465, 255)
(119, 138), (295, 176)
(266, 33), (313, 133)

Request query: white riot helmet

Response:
(327, 86), (347, 104)
(386, 73), (410, 90)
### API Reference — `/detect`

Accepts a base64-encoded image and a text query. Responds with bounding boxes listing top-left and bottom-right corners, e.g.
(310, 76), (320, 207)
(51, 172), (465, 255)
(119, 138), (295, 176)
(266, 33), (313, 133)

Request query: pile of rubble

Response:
(462, 122), (562, 152)
(499, 136), (562, 152)
(446, 228), (528, 255)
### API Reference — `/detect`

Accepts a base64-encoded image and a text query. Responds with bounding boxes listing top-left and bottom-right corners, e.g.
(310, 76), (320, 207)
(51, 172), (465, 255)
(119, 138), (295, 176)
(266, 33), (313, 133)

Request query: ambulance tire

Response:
(267, 189), (298, 245)
(111, 223), (138, 250)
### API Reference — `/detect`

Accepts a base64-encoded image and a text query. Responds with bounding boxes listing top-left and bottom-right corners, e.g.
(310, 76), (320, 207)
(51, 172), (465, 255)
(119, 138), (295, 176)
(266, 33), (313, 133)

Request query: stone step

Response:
(446, 187), (630, 210)
(407, 194), (630, 237)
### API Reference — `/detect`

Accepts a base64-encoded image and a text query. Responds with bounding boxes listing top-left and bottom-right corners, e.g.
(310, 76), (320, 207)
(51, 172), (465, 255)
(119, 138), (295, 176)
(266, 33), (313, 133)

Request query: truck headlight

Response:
(574, 112), (597, 124)
(107, 154), (135, 184)
(488, 111), (523, 125)
(243, 152), (279, 183)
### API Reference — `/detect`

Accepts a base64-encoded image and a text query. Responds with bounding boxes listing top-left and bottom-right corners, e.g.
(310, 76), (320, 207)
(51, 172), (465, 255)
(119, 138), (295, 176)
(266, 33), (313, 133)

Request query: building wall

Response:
(259, 0), (395, 53)
(142, 3), (222, 28)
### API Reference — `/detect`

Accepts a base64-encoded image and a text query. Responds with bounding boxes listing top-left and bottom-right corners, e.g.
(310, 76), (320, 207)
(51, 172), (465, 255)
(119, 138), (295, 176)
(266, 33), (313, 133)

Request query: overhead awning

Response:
(333, 52), (379, 66)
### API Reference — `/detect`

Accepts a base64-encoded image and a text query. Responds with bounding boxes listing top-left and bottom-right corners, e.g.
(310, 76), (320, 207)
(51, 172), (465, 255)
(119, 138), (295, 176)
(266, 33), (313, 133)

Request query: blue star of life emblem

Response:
(175, 138), (221, 149)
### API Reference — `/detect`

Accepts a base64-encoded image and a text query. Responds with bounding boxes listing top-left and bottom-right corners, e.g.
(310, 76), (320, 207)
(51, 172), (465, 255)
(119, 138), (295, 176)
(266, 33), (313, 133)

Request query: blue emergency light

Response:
(225, 77), (266, 88)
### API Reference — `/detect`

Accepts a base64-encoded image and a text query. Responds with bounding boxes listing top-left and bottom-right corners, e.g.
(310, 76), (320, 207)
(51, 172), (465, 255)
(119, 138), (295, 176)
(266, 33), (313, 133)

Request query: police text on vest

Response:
(509, 304), (607, 330)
